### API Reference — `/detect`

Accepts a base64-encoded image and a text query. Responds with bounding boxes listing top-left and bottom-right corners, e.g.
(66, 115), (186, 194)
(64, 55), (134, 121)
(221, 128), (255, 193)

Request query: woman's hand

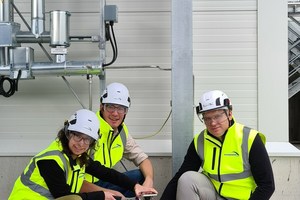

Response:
(80, 180), (125, 200)
(104, 191), (123, 200)
(104, 189), (125, 199)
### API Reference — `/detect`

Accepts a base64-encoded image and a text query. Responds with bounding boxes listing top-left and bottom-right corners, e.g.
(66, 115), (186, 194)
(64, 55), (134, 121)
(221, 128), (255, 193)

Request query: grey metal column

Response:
(0, 0), (13, 21)
(31, 0), (45, 37)
(99, 0), (106, 98)
(0, 0), (13, 66)
(171, 0), (193, 174)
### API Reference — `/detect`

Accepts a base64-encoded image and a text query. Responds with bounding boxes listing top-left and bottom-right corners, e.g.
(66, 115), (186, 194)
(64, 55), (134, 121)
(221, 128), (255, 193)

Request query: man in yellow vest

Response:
(83, 82), (154, 198)
(161, 90), (275, 200)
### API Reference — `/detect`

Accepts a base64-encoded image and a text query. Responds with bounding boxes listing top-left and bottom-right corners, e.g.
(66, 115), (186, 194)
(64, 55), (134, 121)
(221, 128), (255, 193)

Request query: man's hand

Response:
(142, 177), (154, 188)
(134, 184), (158, 198)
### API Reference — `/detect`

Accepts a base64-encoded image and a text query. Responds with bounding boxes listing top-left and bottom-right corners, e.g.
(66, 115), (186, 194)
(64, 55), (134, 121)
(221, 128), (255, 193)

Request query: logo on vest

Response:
(112, 144), (122, 149)
(79, 172), (85, 178)
(224, 151), (239, 156)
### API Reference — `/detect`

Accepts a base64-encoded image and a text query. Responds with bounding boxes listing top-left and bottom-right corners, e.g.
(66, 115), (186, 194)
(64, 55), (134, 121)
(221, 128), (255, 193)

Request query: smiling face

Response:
(68, 132), (92, 158)
(202, 109), (232, 140)
(100, 103), (127, 130)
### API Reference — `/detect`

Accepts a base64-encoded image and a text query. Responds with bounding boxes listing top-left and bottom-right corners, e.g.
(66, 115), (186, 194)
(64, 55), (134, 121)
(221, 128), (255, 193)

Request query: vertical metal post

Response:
(0, 0), (13, 21)
(171, 0), (194, 174)
(31, 0), (45, 37)
(88, 74), (93, 110)
(99, 0), (106, 97)
(0, 47), (9, 66)
(0, 0), (13, 66)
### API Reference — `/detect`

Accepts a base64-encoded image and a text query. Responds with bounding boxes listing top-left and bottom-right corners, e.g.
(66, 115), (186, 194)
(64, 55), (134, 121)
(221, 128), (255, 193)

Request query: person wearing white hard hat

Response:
(9, 109), (157, 200)
(161, 90), (275, 200)
(81, 82), (155, 198)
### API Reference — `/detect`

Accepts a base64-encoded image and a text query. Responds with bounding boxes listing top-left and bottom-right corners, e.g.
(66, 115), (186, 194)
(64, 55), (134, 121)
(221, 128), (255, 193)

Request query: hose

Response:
(0, 70), (22, 97)
(0, 77), (16, 97)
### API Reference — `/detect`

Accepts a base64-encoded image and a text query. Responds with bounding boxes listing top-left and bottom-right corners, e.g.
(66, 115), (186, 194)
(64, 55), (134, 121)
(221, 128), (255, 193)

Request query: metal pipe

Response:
(0, 0), (13, 22)
(0, 47), (10, 66)
(99, 0), (105, 60)
(15, 31), (51, 43)
(289, 65), (300, 77)
(31, 0), (45, 37)
(15, 32), (97, 43)
(88, 74), (93, 110)
(2, 47), (10, 66)
(288, 2), (300, 6)
(0, 0), (4, 21)
(0, 0), (13, 66)
(0, 61), (103, 76)
(32, 61), (102, 76)
(0, 48), (5, 65)
(98, 0), (106, 97)
(103, 65), (171, 70)
(69, 36), (98, 42)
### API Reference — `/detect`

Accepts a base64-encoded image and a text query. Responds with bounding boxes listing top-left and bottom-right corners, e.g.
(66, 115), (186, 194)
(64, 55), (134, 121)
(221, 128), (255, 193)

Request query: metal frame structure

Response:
(0, 0), (195, 176)
(0, 0), (108, 106)
(288, 1), (300, 98)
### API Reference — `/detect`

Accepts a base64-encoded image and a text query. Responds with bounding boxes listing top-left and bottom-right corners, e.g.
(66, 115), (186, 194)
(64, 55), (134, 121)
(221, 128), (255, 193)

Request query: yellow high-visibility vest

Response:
(85, 111), (128, 183)
(9, 140), (85, 200)
(194, 120), (266, 200)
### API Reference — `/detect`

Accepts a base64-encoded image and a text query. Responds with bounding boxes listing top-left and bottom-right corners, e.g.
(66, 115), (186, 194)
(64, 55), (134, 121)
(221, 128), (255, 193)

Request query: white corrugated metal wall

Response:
(0, 0), (294, 199)
(0, 0), (263, 154)
(193, 1), (258, 133)
(0, 0), (172, 155)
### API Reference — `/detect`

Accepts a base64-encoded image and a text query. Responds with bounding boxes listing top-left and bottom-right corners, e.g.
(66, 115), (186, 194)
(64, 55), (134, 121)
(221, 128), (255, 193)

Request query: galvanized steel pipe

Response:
(0, 61), (103, 77)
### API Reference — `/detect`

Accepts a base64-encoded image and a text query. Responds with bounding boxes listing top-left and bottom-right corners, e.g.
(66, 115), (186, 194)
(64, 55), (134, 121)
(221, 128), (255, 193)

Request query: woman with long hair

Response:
(9, 109), (157, 200)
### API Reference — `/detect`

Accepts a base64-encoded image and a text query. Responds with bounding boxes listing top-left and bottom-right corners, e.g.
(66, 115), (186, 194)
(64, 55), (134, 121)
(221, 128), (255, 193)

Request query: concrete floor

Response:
(0, 156), (172, 200)
(1, 156), (300, 199)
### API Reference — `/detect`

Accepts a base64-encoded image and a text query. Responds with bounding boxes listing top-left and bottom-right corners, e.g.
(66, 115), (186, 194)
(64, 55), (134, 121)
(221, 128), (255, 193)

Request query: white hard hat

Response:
(101, 82), (131, 108)
(196, 90), (232, 114)
(67, 109), (99, 140)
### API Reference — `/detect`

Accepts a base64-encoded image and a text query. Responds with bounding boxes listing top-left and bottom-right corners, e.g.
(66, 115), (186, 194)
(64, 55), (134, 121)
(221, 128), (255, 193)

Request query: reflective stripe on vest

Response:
(89, 115), (127, 166)
(20, 150), (68, 199)
(86, 111), (128, 183)
(9, 141), (85, 200)
(194, 121), (266, 199)
(119, 127), (127, 147)
(197, 126), (252, 182)
(89, 127), (126, 164)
